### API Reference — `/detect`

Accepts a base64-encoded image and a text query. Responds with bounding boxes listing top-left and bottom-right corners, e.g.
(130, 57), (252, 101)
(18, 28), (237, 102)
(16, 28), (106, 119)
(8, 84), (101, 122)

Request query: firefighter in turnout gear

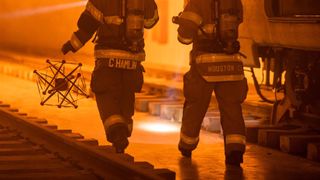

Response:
(61, 0), (158, 153)
(174, 0), (247, 166)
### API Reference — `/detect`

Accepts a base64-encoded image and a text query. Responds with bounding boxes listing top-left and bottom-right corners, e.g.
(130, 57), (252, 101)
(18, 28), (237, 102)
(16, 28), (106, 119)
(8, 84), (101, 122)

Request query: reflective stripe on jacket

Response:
(94, 49), (146, 62)
(194, 53), (244, 82)
(68, 0), (158, 53)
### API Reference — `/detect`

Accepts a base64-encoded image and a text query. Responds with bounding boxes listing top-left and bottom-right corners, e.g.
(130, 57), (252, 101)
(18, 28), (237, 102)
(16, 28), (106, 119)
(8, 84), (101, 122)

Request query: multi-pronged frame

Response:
(34, 59), (89, 108)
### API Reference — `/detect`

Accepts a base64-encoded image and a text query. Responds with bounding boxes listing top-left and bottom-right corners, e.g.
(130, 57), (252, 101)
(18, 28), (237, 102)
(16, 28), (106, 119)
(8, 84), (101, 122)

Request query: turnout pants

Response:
(179, 66), (248, 156)
(90, 59), (144, 142)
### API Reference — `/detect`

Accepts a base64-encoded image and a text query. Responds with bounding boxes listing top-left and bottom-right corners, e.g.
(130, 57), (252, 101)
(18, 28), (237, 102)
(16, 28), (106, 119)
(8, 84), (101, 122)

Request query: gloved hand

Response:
(61, 41), (75, 55)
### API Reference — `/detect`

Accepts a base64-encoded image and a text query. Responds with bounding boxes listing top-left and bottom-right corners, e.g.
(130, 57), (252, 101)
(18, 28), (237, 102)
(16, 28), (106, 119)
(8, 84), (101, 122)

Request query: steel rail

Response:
(0, 103), (175, 180)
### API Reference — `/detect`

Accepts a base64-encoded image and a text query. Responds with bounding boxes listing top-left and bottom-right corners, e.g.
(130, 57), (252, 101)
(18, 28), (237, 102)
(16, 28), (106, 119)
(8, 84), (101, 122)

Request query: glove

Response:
(61, 41), (75, 55)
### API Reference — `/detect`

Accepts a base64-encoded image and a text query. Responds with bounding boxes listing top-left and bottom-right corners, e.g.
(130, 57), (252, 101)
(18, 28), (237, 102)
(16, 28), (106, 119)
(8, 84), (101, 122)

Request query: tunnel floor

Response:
(1, 62), (320, 180)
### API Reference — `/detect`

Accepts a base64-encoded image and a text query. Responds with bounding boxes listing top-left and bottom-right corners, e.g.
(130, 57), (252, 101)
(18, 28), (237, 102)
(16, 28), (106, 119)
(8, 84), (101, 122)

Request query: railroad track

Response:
(0, 56), (272, 128)
(2, 54), (320, 164)
(0, 102), (175, 180)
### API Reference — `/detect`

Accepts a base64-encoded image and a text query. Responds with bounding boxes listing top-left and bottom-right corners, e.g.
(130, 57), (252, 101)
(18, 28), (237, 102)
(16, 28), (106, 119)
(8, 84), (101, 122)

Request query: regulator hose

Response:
(250, 67), (275, 104)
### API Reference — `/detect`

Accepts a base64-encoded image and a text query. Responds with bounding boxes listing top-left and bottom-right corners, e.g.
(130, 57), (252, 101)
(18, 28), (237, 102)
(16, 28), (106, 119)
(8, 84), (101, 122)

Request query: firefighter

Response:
(174, 0), (247, 166)
(61, 0), (158, 153)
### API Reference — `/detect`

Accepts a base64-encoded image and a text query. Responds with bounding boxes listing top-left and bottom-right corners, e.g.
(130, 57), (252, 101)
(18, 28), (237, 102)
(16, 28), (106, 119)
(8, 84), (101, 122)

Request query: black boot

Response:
(178, 145), (192, 158)
(112, 133), (129, 153)
(109, 126), (129, 153)
(225, 151), (243, 166)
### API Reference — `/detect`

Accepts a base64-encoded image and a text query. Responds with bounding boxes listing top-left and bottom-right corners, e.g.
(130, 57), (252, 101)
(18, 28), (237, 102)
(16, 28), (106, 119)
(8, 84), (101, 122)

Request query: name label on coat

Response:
(107, 58), (138, 70)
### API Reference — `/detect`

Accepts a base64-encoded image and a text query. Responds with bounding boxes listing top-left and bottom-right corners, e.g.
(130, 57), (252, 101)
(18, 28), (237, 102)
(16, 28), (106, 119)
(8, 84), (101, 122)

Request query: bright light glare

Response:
(0, 1), (88, 19)
(138, 122), (180, 133)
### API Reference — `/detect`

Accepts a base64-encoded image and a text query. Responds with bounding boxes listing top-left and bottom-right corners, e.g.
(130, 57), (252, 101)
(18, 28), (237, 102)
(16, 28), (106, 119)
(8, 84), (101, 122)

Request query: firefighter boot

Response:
(225, 151), (243, 166)
(178, 145), (192, 158)
(113, 133), (129, 153)
(110, 126), (129, 153)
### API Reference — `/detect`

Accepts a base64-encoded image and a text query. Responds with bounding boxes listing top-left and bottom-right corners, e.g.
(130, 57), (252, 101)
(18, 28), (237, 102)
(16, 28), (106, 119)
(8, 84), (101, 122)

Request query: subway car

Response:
(239, 0), (320, 126)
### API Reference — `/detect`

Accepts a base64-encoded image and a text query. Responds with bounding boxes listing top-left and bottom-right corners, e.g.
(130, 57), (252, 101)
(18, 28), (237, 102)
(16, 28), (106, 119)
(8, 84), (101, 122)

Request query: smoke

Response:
(0, 1), (88, 19)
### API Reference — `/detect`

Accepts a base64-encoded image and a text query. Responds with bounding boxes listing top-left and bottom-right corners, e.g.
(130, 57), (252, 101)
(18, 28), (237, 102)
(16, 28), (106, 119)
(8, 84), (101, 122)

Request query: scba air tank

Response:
(219, 13), (240, 54)
(125, 0), (145, 52)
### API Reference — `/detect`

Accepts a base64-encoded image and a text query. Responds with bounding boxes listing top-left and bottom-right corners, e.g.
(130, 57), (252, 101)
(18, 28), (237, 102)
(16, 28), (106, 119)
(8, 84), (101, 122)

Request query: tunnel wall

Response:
(0, 0), (263, 82)
(0, 0), (190, 72)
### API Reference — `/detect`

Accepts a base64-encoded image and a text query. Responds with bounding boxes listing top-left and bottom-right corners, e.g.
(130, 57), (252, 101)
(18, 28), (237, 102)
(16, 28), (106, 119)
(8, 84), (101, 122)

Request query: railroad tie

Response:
(0, 102), (176, 179)
(258, 127), (311, 149)
(307, 143), (320, 162)
(280, 135), (320, 156)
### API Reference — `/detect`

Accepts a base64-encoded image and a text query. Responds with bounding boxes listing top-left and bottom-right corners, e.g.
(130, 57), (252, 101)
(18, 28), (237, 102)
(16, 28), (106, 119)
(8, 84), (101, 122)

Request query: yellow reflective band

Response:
(226, 134), (246, 145)
(202, 75), (244, 82)
(180, 11), (202, 26)
(178, 34), (193, 44)
(94, 49), (145, 61)
(104, 16), (123, 25)
(70, 33), (83, 51)
(86, 1), (104, 22)
(195, 53), (242, 64)
(144, 9), (159, 28)
(180, 132), (199, 145)
(103, 115), (126, 130)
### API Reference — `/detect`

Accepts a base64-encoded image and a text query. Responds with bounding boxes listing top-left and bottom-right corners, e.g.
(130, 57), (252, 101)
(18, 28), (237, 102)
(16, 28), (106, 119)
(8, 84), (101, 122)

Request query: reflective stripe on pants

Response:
(180, 66), (247, 154)
(91, 61), (143, 142)
(226, 134), (246, 145)
(179, 132), (199, 150)
(103, 115), (126, 132)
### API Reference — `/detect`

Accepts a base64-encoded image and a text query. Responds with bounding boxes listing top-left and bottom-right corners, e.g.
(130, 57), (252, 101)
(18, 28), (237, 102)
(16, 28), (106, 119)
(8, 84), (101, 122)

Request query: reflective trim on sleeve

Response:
(180, 11), (202, 26)
(178, 34), (193, 44)
(180, 132), (199, 145)
(226, 134), (246, 145)
(86, 1), (104, 23)
(94, 49), (146, 61)
(144, 9), (159, 28)
(103, 115), (126, 131)
(104, 16), (123, 25)
(70, 33), (84, 51)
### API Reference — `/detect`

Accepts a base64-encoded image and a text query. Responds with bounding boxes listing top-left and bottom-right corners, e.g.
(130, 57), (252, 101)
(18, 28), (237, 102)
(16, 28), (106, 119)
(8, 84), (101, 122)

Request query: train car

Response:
(239, 0), (320, 125)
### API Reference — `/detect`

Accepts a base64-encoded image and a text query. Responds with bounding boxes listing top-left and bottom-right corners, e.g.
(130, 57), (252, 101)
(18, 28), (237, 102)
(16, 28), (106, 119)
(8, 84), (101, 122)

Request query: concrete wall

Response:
(0, 0), (267, 78)
(0, 0), (190, 72)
